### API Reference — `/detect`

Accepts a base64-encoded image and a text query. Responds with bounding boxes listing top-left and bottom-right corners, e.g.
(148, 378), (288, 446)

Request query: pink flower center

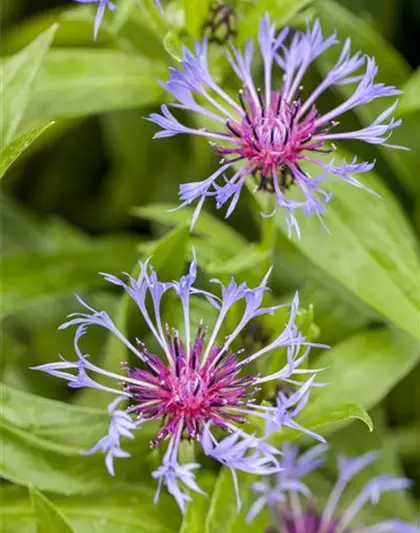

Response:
(122, 324), (258, 446)
(217, 89), (330, 191)
(279, 508), (339, 533)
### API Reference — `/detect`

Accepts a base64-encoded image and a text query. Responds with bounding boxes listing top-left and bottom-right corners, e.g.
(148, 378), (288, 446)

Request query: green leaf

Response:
(0, 122), (54, 179)
(317, 0), (416, 193)
(21, 50), (166, 128)
(391, 423), (420, 460)
(132, 203), (247, 254)
(203, 469), (269, 533)
(311, 328), (420, 411)
(146, 224), (190, 280)
(258, 150), (419, 339)
(385, 359), (420, 425)
(2, 486), (180, 533)
(1, 384), (108, 450)
(318, 0), (410, 84)
(297, 282), (377, 345)
(184, 0), (210, 39)
(140, 0), (169, 37)
(0, 25), (57, 146)
(163, 31), (183, 62)
(111, 0), (137, 31)
(239, 0), (313, 42)
(268, 402), (373, 447)
(334, 0), (400, 37)
(206, 244), (270, 276)
(179, 473), (217, 533)
(327, 410), (417, 522)
(30, 487), (74, 533)
(397, 68), (420, 116)
(0, 385), (156, 494)
(1, 237), (140, 318)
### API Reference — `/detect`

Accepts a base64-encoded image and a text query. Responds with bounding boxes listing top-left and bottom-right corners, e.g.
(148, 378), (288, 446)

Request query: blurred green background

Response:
(1, 0), (419, 531)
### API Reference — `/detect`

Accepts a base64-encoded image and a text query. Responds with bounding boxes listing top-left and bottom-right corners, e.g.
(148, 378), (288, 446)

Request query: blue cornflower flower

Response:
(248, 445), (416, 532)
(149, 15), (404, 236)
(32, 254), (324, 511)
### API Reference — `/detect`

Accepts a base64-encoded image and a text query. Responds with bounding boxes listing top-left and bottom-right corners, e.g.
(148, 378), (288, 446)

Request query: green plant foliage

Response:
(179, 472), (217, 533)
(397, 68), (420, 116)
(0, 385), (156, 492)
(0, 122), (54, 179)
(2, 486), (180, 533)
(239, 0), (314, 41)
(200, 469), (269, 533)
(311, 328), (419, 410)
(250, 150), (419, 339)
(22, 50), (167, 128)
(30, 487), (75, 533)
(0, 25), (57, 146)
(317, 0), (417, 194)
(326, 410), (417, 521)
(184, 0), (210, 39)
(1, 237), (141, 318)
(1, 0), (419, 529)
(268, 402), (373, 446)
(133, 203), (248, 254)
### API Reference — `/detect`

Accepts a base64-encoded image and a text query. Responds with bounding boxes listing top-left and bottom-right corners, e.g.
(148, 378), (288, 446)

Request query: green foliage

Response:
(250, 150), (419, 339)
(2, 486), (180, 533)
(30, 487), (75, 533)
(0, 25), (57, 146)
(0, 122), (54, 179)
(133, 203), (248, 254)
(268, 402), (373, 446)
(200, 469), (269, 533)
(326, 410), (418, 521)
(312, 329), (420, 411)
(179, 473), (217, 533)
(317, 0), (417, 194)
(184, 0), (210, 39)
(22, 50), (167, 129)
(239, 0), (314, 41)
(1, 237), (140, 318)
(1, 0), (419, 529)
(397, 68), (420, 116)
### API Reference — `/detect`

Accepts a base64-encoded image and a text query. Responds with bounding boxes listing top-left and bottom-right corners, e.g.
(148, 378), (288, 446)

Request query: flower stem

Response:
(179, 439), (196, 464)
(260, 195), (277, 258)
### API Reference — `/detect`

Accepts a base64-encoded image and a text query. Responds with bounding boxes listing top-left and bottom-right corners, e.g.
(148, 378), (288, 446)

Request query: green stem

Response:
(179, 439), (196, 464)
(260, 195), (277, 258)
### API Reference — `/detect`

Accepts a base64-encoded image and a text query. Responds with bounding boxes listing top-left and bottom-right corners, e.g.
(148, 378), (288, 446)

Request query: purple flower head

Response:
(149, 15), (404, 236)
(32, 253), (322, 512)
(248, 445), (415, 533)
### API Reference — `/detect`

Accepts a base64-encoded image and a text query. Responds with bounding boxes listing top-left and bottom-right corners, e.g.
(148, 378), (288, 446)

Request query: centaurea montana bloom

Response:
(248, 444), (416, 533)
(149, 16), (404, 236)
(32, 255), (323, 512)
(73, 0), (162, 39)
